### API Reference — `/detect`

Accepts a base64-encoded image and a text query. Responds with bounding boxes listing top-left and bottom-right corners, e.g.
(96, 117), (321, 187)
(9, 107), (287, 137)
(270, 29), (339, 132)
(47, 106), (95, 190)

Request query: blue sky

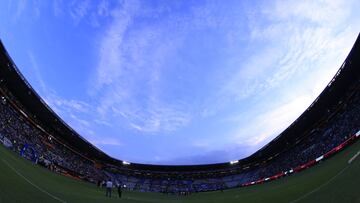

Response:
(0, 0), (359, 165)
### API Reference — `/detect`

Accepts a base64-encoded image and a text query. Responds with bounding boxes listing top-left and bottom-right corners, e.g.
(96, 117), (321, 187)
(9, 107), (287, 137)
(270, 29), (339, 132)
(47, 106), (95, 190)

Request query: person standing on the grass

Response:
(117, 183), (122, 198)
(105, 180), (113, 198)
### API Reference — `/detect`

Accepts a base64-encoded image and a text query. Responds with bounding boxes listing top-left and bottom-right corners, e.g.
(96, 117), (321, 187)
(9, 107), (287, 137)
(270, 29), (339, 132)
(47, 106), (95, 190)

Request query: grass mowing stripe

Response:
(1, 159), (67, 203)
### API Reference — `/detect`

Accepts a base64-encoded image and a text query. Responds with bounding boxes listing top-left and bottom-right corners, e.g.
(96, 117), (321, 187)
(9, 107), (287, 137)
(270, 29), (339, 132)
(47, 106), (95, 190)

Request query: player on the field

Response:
(105, 180), (113, 197)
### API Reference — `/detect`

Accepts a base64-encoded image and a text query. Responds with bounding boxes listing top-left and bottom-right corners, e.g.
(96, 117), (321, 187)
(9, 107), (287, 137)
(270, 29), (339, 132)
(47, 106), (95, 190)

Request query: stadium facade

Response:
(0, 33), (359, 193)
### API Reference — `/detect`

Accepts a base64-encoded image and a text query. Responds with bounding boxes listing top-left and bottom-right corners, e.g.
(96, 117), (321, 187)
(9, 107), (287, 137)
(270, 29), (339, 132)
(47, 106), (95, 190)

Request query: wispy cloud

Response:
(126, 105), (191, 133)
(28, 52), (100, 142)
(28, 53), (91, 116)
(53, 0), (64, 17)
(94, 1), (139, 89)
(28, 52), (46, 92)
(32, 0), (41, 19)
(89, 137), (122, 147)
(69, 0), (91, 25)
(232, 95), (313, 147)
(13, 0), (27, 22)
(97, 0), (110, 17)
(263, 0), (352, 27)
(94, 119), (112, 127)
(11, 0), (43, 22)
(91, 1), (193, 134)
(204, 0), (358, 112)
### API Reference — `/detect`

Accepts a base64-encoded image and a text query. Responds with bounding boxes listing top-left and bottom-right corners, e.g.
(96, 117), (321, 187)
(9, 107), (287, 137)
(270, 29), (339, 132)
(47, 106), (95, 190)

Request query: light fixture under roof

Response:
(122, 161), (131, 165)
(230, 160), (239, 165)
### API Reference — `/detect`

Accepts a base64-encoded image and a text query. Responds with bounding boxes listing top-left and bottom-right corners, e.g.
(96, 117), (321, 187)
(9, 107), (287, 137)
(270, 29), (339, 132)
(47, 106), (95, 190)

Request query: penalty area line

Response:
(290, 149), (360, 203)
(1, 159), (67, 203)
(289, 165), (350, 203)
(348, 150), (360, 164)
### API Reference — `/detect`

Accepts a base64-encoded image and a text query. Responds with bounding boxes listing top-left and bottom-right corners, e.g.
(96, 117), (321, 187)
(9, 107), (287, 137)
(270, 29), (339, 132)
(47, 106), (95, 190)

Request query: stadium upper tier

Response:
(0, 32), (359, 180)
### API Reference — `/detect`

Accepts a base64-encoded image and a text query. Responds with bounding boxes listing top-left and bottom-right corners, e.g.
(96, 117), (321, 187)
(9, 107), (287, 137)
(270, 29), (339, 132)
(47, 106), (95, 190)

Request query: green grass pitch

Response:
(0, 140), (359, 203)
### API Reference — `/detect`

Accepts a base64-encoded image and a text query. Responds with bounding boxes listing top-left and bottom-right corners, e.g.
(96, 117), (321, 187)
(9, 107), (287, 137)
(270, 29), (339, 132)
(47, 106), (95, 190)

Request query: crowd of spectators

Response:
(0, 92), (107, 183)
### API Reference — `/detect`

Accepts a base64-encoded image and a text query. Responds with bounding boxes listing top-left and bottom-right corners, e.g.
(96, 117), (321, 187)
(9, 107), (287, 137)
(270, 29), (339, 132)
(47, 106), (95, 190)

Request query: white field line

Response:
(348, 150), (360, 164)
(1, 159), (67, 203)
(290, 149), (359, 203)
(289, 166), (349, 203)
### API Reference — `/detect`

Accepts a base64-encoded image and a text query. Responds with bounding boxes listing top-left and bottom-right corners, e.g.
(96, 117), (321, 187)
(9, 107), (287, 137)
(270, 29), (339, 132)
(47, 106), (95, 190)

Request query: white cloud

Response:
(33, 0), (41, 19)
(265, 0), (352, 27)
(69, 0), (91, 25)
(88, 137), (122, 147)
(13, 0), (27, 22)
(44, 92), (91, 115)
(28, 52), (46, 92)
(92, 1), (193, 134)
(227, 29), (357, 154)
(70, 114), (89, 126)
(214, 0), (358, 104)
(94, 119), (112, 127)
(128, 105), (191, 133)
(94, 1), (139, 88)
(11, 0), (43, 22)
(53, 0), (64, 17)
(97, 0), (110, 17)
(27, 52), (99, 140)
(233, 95), (313, 147)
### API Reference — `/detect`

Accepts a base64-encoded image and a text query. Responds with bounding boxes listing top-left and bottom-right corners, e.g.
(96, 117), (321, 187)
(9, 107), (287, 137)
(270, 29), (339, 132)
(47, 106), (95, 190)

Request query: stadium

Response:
(0, 32), (360, 202)
(1, 1), (360, 203)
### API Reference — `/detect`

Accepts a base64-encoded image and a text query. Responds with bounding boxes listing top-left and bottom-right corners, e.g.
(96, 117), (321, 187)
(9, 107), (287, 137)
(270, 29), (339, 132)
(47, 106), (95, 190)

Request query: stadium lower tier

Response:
(1, 134), (359, 202)
(0, 78), (360, 194)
